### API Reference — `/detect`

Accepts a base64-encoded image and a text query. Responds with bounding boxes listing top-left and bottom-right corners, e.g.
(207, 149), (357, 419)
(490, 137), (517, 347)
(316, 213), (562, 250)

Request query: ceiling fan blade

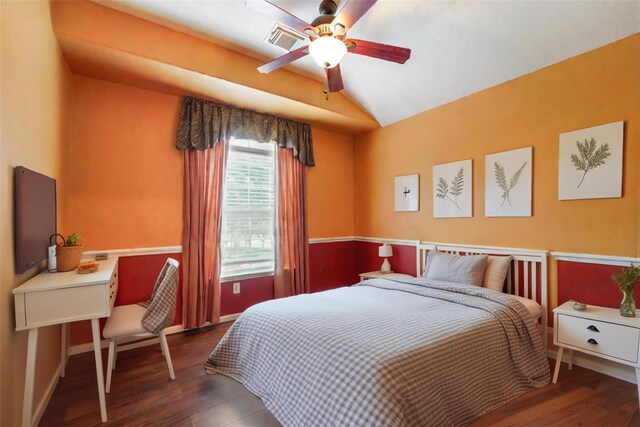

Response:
(346, 38), (411, 64)
(332, 0), (377, 30)
(257, 45), (309, 74)
(326, 65), (344, 92)
(245, 0), (312, 34)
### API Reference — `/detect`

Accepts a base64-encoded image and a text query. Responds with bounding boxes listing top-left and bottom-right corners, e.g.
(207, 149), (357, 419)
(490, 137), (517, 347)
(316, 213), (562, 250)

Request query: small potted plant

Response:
(612, 264), (640, 317)
(54, 233), (84, 272)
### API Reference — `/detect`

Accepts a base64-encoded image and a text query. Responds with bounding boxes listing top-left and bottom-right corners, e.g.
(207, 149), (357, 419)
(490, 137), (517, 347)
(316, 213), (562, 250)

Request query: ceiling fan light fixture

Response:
(309, 36), (347, 69)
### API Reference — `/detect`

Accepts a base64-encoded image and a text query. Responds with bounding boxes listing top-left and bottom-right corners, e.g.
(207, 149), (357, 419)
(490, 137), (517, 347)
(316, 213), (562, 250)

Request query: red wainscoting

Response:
(220, 276), (274, 316)
(354, 241), (417, 277)
(557, 260), (638, 309)
(120, 254), (276, 318)
(117, 253), (183, 325)
(309, 240), (358, 292)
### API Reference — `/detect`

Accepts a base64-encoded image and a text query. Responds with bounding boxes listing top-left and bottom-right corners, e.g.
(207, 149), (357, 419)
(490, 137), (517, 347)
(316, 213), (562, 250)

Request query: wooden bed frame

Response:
(417, 242), (548, 351)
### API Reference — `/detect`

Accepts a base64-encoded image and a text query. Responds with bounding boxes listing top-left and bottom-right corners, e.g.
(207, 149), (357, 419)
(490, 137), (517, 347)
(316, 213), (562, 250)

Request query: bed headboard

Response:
(417, 241), (548, 351)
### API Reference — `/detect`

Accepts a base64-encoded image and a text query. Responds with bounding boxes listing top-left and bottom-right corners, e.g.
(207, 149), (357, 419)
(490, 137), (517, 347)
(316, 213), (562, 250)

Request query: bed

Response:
(206, 242), (550, 426)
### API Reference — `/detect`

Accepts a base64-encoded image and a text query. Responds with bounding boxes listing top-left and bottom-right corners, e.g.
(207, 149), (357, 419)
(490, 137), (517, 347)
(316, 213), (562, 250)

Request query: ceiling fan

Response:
(247, 0), (411, 95)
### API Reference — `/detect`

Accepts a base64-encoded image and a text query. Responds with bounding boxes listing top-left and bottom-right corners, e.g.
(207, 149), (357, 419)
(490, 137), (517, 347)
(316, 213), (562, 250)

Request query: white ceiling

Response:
(93, 0), (640, 127)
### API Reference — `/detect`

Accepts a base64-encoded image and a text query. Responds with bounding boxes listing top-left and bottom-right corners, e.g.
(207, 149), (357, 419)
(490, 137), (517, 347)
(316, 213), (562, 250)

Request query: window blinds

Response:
(220, 140), (276, 278)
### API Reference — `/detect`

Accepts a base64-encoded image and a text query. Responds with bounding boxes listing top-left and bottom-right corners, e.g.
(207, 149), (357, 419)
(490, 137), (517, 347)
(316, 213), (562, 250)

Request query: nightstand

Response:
(359, 271), (413, 281)
(553, 301), (640, 408)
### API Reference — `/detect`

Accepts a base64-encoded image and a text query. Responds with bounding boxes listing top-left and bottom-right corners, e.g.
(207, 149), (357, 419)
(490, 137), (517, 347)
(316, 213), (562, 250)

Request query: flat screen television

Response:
(14, 166), (57, 274)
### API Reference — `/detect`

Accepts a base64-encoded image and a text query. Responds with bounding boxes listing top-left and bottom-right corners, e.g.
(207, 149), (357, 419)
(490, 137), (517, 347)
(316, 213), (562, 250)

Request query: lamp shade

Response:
(308, 36), (347, 69)
(378, 244), (393, 258)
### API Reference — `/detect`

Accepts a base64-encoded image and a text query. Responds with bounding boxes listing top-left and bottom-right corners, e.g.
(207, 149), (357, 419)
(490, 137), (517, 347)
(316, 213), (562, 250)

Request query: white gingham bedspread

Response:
(206, 278), (550, 426)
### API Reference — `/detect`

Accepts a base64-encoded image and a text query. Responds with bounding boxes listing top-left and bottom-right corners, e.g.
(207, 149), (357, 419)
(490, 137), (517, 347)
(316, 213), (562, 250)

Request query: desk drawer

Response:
(557, 314), (640, 363)
(25, 284), (109, 327)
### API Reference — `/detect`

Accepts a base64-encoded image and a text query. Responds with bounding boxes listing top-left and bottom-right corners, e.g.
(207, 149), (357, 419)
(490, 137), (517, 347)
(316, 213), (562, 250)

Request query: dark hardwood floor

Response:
(41, 322), (640, 426)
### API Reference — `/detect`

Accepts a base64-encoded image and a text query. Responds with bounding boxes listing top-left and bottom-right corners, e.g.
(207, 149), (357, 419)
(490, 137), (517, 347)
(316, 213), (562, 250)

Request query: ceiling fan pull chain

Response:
(323, 66), (330, 100)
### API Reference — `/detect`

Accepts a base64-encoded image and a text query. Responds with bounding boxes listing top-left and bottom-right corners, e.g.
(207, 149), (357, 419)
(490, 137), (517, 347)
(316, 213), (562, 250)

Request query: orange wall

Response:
(66, 75), (355, 251)
(354, 34), (640, 310)
(66, 76), (183, 249)
(307, 128), (355, 238)
(0, 1), (72, 425)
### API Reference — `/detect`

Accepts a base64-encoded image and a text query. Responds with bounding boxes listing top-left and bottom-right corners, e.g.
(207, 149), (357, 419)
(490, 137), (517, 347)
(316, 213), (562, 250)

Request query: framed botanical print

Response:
(485, 147), (532, 217)
(559, 121), (623, 200)
(433, 160), (472, 218)
(394, 174), (419, 211)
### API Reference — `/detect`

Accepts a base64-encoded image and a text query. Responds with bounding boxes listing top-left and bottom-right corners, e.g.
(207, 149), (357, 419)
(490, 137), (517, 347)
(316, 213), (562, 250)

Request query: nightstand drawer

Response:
(557, 314), (640, 363)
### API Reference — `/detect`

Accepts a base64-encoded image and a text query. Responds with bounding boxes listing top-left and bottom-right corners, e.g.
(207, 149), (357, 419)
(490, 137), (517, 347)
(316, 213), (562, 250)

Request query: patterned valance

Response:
(176, 97), (315, 166)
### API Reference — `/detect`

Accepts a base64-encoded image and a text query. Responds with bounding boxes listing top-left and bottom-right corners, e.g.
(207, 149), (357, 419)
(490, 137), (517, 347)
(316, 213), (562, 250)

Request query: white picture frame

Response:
(485, 147), (532, 217)
(433, 160), (472, 218)
(559, 121), (624, 200)
(394, 174), (419, 211)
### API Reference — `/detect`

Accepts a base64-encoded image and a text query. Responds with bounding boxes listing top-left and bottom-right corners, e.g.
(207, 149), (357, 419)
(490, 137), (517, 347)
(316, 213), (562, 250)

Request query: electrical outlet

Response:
(232, 282), (241, 294)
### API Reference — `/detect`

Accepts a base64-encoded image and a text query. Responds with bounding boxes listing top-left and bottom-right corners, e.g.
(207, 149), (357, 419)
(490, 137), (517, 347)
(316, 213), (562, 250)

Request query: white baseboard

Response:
(159, 324), (185, 335)
(32, 361), (62, 427)
(65, 318), (242, 356)
(68, 339), (107, 356)
(68, 324), (185, 356)
(219, 313), (241, 323)
(545, 327), (637, 385)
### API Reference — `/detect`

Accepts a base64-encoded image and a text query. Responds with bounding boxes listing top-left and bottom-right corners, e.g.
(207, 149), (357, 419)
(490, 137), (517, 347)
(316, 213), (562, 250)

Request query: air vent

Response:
(264, 23), (305, 51)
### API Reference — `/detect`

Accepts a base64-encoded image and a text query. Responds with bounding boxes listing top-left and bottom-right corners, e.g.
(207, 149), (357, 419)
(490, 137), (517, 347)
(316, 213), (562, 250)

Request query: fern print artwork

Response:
(570, 138), (610, 188)
(485, 147), (532, 217)
(433, 160), (472, 218)
(436, 167), (464, 210)
(494, 161), (527, 207)
(559, 122), (623, 201)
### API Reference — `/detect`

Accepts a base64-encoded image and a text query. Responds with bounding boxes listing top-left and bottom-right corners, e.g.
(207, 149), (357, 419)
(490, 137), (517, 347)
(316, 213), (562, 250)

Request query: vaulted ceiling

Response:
(60, 1), (639, 132)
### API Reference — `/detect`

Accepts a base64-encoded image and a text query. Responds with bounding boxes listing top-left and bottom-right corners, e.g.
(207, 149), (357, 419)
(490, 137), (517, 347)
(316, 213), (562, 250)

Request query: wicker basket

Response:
(56, 245), (84, 272)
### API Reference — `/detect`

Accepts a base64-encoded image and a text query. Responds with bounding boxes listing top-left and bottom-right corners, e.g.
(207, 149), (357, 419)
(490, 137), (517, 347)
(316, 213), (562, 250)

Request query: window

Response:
(220, 139), (276, 278)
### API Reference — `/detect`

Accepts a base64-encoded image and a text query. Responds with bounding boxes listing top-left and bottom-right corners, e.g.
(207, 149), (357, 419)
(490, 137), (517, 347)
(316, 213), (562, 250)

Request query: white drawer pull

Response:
(587, 338), (598, 345)
(587, 325), (600, 332)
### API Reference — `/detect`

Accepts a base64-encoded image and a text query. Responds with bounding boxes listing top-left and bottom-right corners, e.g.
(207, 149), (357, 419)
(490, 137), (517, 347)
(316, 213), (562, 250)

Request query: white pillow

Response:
(482, 255), (513, 292)
(423, 252), (488, 286)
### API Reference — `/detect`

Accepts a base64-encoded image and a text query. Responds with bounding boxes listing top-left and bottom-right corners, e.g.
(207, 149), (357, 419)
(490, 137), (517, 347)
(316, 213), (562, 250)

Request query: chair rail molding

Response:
(552, 252), (640, 267)
(308, 236), (420, 246)
(83, 246), (182, 258)
(309, 237), (357, 244)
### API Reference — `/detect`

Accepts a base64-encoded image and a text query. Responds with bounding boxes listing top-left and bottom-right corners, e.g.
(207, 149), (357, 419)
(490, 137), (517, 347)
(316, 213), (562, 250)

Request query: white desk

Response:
(13, 257), (119, 426)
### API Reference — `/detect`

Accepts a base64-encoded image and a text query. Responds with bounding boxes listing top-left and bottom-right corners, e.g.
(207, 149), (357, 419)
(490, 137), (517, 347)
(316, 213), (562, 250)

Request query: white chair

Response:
(103, 258), (180, 393)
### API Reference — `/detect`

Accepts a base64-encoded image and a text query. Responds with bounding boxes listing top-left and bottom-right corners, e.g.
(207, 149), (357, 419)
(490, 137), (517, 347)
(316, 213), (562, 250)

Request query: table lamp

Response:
(379, 243), (393, 273)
